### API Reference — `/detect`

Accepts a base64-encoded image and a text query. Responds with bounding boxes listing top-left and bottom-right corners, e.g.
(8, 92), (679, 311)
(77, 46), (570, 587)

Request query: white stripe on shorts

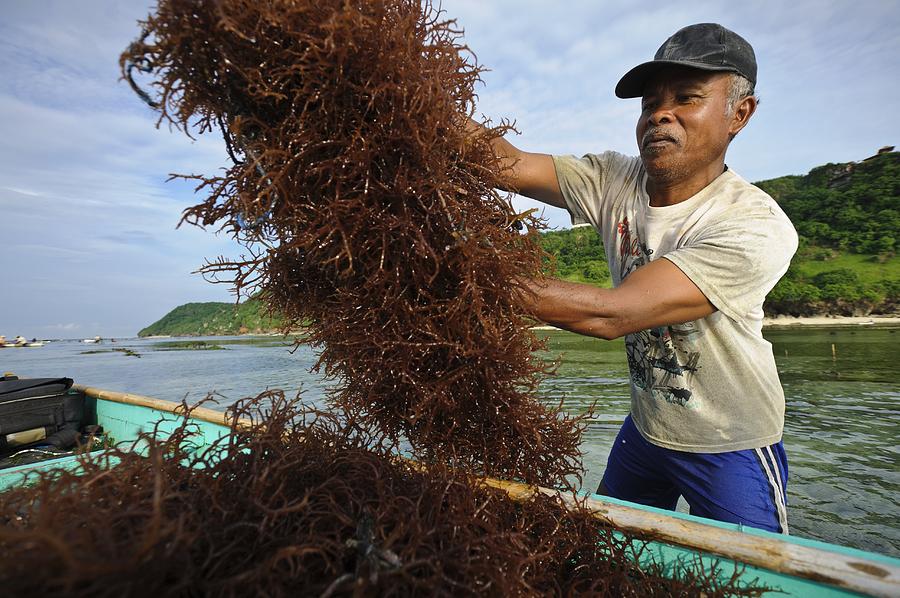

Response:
(755, 447), (789, 534)
(765, 446), (788, 526)
(765, 445), (789, 535)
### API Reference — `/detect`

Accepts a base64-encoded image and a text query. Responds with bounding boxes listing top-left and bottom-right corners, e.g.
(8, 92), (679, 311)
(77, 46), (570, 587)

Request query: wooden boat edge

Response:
(74, 384), (246, 430)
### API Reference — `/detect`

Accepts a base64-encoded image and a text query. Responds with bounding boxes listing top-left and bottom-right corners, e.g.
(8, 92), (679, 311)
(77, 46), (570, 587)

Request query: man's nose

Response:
(648, 103), (674, 125)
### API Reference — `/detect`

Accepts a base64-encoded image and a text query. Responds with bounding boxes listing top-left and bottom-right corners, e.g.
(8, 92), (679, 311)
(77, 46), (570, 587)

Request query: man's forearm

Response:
(521, 278), (624, 340)
(519, 259), (716, 341)
(465, 118), (566, 208)
(465, 118), (519, 191)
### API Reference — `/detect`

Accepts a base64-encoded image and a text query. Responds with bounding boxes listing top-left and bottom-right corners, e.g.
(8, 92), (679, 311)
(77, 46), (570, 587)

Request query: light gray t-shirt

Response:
(553, 151), (798, 453)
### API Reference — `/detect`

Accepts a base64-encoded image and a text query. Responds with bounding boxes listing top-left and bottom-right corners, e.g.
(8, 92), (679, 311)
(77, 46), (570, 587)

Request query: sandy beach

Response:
(531, 315), (900, 332)
(762, 315), (900, 328)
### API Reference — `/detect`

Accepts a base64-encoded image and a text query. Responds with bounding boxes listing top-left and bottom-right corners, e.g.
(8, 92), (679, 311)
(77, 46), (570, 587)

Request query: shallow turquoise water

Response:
(2, 326), (897, 557)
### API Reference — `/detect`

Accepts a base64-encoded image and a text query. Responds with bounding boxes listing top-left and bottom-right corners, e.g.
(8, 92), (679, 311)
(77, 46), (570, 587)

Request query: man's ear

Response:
(729, 95), (757, 139)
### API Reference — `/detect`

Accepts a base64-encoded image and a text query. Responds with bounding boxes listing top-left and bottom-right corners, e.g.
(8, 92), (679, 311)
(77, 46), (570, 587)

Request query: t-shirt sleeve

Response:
(662, 202), (799, 321)
(552, 151), (639, 228)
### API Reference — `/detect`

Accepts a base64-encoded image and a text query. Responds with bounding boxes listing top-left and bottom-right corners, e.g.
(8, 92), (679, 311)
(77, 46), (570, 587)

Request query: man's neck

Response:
(646, 161), (727, 207)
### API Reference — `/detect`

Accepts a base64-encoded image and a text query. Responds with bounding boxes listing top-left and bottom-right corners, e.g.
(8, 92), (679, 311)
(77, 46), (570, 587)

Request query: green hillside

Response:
(540, 226), (898, 316)
(539, 226), (611, 285)
(141, 151), (898, 335)
(755, 151), (898, 255)
(756, 151), (898, 315)
(539, 150), (899, 316)
(138, 299), (284, 337)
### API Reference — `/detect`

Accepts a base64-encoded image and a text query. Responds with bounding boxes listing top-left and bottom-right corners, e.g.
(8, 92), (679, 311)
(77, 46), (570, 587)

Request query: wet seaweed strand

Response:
(120, 0), (586, 488)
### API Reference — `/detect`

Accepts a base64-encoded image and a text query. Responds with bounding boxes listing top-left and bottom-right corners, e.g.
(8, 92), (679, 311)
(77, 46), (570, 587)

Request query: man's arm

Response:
(520, 258), (715, 340)
(466, 119), (567, 209)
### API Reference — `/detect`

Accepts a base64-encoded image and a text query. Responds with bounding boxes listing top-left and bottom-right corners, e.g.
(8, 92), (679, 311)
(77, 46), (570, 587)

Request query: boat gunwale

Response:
(74, 384), (251, 430)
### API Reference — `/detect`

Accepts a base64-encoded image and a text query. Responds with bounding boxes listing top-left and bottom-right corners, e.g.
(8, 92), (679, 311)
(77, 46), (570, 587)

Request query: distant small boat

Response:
(0, 337), (30, 348)
(24, 342), (43, 348)
(81, 336), (102, 344)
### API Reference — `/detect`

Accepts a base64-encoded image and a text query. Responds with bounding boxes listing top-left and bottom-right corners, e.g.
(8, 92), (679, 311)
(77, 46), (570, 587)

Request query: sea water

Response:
(1, 327), (897, 557)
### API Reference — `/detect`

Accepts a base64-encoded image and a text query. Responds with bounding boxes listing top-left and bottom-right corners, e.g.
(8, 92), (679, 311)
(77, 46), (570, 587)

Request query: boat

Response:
(0, 382), (897, 597)
(81, 336), (102, 344)
(0, 336), (30, 347)
(0, 341), (42, 348)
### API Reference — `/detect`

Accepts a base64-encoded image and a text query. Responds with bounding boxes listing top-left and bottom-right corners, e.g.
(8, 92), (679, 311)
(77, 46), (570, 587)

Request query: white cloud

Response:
(46, 323), (81, 332)
(1, 0), (898, 336)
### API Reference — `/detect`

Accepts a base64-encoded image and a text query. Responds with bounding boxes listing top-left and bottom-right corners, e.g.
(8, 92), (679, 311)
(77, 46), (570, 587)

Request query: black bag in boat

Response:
(0, 377), (85, 452)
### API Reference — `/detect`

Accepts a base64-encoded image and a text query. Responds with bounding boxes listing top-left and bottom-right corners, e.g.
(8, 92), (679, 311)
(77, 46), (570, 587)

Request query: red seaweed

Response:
(121, 0), (585, 488)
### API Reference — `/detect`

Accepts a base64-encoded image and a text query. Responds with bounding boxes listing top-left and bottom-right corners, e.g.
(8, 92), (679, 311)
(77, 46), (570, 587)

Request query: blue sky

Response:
(1, 1), (897, 339)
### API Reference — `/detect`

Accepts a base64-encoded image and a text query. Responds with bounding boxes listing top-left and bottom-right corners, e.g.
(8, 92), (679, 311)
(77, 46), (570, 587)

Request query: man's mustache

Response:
(641, 128), (679, 148)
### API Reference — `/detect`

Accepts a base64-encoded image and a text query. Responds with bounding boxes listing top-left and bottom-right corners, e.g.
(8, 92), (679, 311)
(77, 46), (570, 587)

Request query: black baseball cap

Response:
(615, 23), (757, 99)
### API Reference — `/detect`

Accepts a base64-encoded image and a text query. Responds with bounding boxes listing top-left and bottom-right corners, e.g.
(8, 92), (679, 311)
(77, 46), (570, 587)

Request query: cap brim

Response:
(615, 59), (739, 99)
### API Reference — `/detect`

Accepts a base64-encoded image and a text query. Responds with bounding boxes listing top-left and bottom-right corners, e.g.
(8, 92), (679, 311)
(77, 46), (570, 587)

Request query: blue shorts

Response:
(599, 415), (789, 534)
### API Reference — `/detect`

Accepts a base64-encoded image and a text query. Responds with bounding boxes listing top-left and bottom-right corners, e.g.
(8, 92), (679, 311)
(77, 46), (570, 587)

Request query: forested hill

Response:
(138, 301), (282, 337)
(139, 151), (899, 335)
(543, 150), (899, 316)
(755, 150), (898, 255)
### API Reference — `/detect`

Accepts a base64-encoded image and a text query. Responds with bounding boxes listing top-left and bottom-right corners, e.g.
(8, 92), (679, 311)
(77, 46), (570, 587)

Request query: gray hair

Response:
(726, 74), (756, 115)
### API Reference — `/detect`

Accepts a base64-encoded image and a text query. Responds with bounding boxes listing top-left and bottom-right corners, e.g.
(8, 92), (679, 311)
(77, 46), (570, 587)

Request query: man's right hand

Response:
(466, 118), (567, 209)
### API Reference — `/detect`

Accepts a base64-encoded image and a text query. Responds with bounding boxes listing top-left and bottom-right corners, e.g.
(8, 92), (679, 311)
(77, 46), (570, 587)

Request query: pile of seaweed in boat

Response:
(0, 392), (762, 597)
(119, 0), (583, 488)
(0, 1), (768, 595)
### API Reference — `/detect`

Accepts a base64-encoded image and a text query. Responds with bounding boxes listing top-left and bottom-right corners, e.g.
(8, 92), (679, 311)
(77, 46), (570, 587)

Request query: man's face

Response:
(636, 67), (735, 184)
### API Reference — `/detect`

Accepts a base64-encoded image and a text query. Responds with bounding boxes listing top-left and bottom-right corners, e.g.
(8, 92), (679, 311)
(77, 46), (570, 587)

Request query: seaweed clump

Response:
(0, 393), (764, 597)
(120, 0), (585, 488)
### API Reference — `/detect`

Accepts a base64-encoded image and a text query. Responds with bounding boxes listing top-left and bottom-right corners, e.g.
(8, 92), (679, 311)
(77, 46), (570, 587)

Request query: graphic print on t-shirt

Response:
(616, 217), (702, 408)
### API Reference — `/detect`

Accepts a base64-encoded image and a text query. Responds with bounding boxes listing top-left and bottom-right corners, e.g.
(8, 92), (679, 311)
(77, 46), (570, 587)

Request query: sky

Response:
(0, 1), (897, 339)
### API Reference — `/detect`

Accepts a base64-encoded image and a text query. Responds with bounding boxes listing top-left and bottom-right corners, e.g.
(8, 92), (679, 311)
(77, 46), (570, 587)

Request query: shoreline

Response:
(531, 315), (900, 333)
(761, 315), (900, 328)
(137, 316), (900, 338)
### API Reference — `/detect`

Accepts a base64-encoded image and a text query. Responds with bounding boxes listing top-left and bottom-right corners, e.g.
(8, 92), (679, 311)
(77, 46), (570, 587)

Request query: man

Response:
(487, 23), (797, 533)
